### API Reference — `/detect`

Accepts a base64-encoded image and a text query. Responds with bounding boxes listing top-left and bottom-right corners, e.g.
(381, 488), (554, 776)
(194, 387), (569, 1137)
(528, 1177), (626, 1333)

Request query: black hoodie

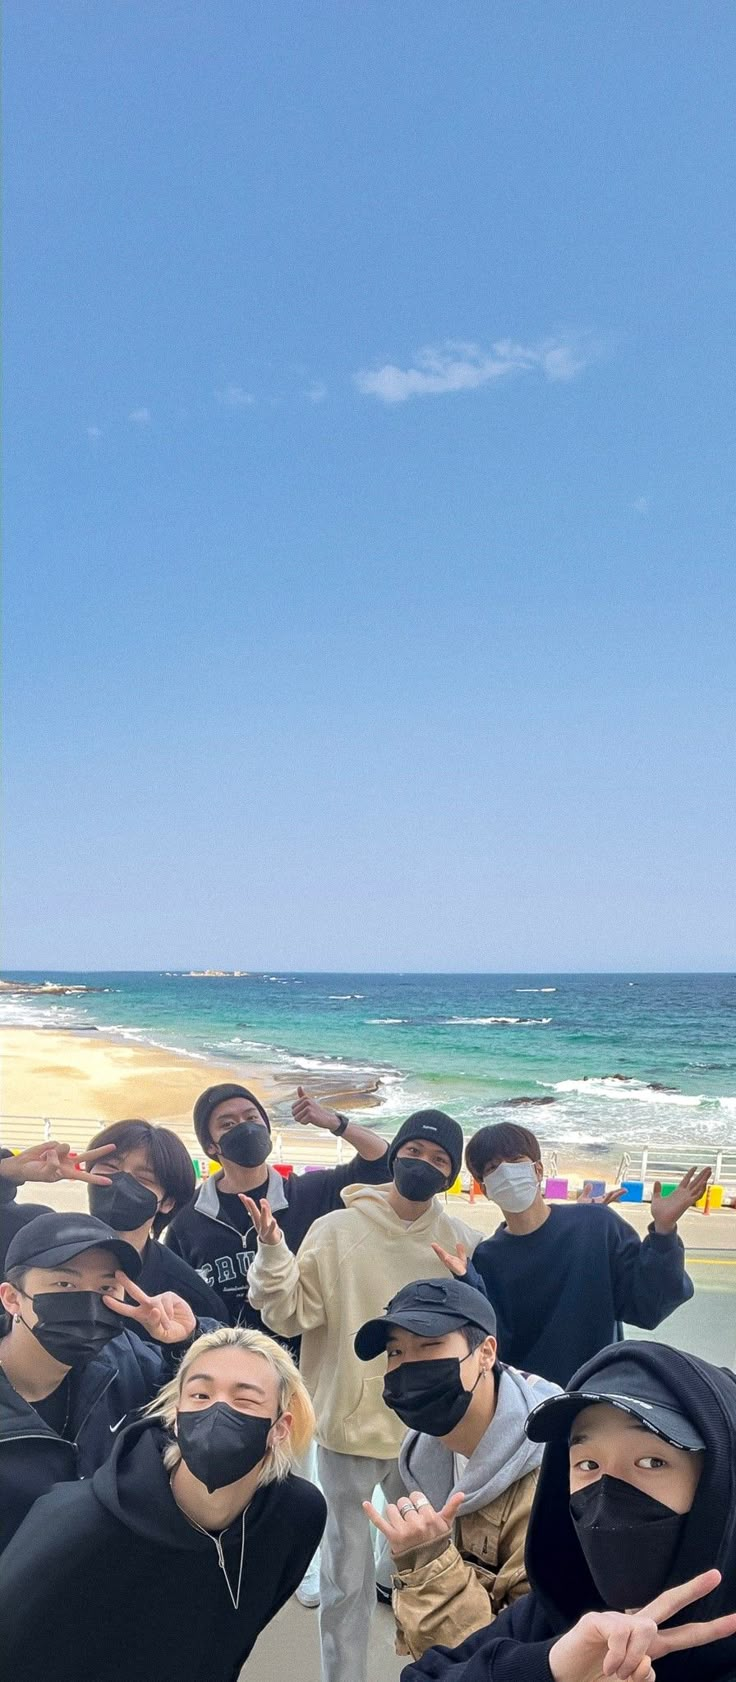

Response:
(400, 1342), (736, 1682)
(0, 1417), (326, 1682)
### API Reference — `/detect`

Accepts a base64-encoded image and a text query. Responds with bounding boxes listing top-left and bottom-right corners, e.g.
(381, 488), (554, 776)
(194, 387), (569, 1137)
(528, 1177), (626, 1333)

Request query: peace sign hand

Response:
(0, 1140), (115, 1187)
(239, 1195), (283, 1246)
(363, 1489), (465, 1559)
(548, 1569), (736, 1682)
(103, 1272), (197, 1344)
(431, 1241), (468, 1279)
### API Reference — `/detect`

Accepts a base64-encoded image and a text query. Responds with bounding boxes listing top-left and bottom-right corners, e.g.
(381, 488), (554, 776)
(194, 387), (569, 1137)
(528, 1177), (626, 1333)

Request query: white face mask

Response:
(484, 1160), (540, 1213)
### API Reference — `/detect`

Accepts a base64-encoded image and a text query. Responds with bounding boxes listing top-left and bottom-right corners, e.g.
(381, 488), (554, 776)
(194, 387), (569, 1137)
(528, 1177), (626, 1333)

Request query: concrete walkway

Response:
(242, 1597), (405, 1682)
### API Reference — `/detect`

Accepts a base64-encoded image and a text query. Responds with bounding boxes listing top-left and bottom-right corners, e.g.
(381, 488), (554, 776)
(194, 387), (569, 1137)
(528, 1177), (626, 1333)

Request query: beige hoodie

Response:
(247, 1183), (481, 1459)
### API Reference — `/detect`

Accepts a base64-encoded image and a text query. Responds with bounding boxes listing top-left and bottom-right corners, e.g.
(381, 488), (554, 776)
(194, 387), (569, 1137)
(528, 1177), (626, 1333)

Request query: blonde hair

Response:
(145, 1324), (315, 1486)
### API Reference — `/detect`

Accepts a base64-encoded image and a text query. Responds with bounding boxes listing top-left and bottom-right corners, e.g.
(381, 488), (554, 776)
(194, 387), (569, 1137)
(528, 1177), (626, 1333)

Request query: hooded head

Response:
(193, 1085), (272, 1171)
(521, 1341), (736, 1680)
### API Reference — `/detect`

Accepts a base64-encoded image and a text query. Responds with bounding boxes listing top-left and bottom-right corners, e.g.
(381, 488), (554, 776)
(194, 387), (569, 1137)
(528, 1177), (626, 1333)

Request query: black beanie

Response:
(387, 1110), (463, 1185)
(193, 1084), (271, 1155)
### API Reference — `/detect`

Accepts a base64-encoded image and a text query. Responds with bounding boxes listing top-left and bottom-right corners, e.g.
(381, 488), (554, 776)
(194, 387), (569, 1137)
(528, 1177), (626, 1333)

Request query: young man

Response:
(247, 1109), (482, 1682)
(357, 1278), (560, 1659)
(0, 1325), (326, 1682)
(0, 1139), (115, 1273)
(84, 1119), (224, 1325)
(452, 1122), (704, 1386)
(165, 1082), (391, 1327)
(0, 1210), (212, 1552)
(400, 1342), (736, 1681)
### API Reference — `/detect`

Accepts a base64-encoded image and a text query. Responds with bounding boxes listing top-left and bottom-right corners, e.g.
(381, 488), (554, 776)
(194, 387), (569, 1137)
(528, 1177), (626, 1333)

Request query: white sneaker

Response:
(295, 1563), (320, 1608)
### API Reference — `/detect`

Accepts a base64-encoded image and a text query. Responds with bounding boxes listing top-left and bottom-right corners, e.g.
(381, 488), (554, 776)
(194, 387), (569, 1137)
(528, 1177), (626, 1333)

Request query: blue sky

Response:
(4, 1), (734, 971)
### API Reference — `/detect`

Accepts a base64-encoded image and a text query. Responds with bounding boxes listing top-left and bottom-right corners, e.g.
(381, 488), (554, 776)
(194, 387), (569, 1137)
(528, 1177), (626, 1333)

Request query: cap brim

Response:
(29, 1236), (142, 1279)
(526, 1390), (705, 1452)
(354, 1307), (489, 1362)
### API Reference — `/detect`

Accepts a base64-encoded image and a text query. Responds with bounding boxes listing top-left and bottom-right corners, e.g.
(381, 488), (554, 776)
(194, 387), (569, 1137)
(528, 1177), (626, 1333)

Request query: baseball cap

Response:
(526, 1355), (705, 1452)
(355, 1277), (497, 1362)
(4, 1212), (142, 1280)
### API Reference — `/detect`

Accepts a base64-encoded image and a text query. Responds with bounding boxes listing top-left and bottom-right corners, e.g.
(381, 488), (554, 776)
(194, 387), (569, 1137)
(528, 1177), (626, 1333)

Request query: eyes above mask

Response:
(393, 1158), (448, 1203)
(570, 1474), (686, 1611)
(89, 1171), (159, 1232)
(217, 1122), (273, 1169)
(483, 1161), (539, 1213)
(176, 1401), (275, 1492)
(20, 1291), (124, 1366)
(383, 1354), (480, 1435)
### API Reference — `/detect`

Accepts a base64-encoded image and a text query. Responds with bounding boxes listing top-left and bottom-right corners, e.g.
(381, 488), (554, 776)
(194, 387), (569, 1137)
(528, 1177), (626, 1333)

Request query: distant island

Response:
(183, 970), (250, 978)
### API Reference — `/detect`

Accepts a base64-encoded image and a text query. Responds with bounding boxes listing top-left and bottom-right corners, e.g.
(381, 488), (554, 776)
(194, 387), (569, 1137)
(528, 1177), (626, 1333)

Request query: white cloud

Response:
(355, 334), (596, 403)
(632, 496), (649, 515)
(87, 425), (102, 441)
(129, 407), (151, 425)
(306, 381), (327, 403)
(216, 384), (256, 408)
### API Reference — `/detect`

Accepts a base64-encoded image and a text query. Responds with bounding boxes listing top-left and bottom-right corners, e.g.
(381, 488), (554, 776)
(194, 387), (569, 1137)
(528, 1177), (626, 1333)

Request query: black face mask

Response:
(383, 1353), (480, 1434)
(218, 1122), (272, 1170)
(393, 1158), (448, 1203)
(570, 1475), (687, 1610)
(176, 1403), (274, 1492)
(89, 1172), (159, 1232)
(22, 1291), (124, 1366)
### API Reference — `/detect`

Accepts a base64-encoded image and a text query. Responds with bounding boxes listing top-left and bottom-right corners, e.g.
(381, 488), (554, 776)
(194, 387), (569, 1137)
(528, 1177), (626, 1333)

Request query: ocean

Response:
(1, 972), (734, 1158)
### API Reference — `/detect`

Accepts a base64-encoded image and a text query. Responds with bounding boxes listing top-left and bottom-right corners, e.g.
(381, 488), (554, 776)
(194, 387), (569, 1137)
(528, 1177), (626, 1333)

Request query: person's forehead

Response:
(197, 1345), (277, 1390)
(211, 1097), (262, 1122)
(114, 1144), (157, 1175)
(571, 1401), (659, 1440)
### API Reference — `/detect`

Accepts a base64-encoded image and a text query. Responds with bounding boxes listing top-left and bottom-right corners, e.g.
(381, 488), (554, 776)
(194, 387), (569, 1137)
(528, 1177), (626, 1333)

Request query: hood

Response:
(92, 1416), (284, 1556)
(339, 1183), (447, 1234)
(194, 1165), (288, 1227)
(399, 1365), (560, 1516)
(525, 1342), (736, 1679)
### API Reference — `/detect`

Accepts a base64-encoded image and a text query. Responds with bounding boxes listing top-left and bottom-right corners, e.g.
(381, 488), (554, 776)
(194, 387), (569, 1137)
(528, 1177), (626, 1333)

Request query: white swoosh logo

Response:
(109, 1414), (127, 1433)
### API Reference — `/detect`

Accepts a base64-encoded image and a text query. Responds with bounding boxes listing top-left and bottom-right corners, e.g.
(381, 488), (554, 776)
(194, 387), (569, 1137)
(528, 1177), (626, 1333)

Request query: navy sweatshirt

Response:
(467, 1203), (693, 1386)
(165, 1150), (390, 1327)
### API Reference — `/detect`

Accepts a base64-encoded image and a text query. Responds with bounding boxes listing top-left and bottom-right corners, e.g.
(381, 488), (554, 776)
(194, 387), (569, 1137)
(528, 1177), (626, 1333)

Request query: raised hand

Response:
(549, 1568), (736, 1682)
(292, 1086), (341, 1132)
(431, 1241), (468, 1279)
(577, 1183), (626, 1206)
(0, 1140), (115, 1187)
(239, 1194), (283, 1245)
(104, 1272), (196, 1343)
(651, 1165), (712, 1233)
(363, 1489), (465, 1558)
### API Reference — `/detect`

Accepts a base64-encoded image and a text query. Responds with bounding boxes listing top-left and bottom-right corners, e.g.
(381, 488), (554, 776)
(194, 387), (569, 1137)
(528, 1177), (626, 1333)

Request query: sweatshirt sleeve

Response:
(606, 1210), (693, 1328)
(399, 1610), (556, 1682)
(247, 1232), (327, 1337)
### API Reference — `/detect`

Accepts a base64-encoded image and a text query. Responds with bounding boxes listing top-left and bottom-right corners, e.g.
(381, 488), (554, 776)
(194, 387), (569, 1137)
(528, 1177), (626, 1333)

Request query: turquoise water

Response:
(2, 972), (735, 1152)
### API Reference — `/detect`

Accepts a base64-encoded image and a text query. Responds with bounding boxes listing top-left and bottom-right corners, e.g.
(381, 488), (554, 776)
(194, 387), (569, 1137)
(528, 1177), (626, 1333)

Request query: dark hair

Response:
(461, 1323), (492, 1353)
(465, 1122), (542, 1184)
(86, 1121), (196, 1234)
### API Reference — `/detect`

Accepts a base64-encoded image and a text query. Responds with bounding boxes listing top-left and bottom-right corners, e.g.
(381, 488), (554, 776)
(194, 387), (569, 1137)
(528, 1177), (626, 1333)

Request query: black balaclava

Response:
(523, 1342), (736, 1682)
(192, 1084), (272, 1162)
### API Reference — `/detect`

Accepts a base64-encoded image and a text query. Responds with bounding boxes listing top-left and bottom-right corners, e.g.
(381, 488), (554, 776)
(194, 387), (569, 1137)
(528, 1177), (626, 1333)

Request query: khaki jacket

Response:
(391, 1466), (538, 1659)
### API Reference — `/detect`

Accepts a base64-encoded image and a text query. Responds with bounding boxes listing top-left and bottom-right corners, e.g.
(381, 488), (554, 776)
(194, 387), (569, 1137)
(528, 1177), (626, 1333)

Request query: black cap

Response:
(193, 1083), (271, 1154)
(526, 1355), (705, 1452)
(386, 1110), (464, 1185)
(355, 1277), (497, 1362)
(4, 1212), (142, 1280)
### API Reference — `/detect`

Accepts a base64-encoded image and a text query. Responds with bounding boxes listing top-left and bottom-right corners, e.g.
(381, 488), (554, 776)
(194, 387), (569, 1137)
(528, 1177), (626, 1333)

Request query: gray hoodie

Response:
(398, 1363), (561, 1516)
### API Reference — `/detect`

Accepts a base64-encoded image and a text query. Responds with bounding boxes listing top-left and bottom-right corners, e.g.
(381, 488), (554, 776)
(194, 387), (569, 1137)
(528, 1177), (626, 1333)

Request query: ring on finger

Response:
(397, 1500), (412, 1516)
(413, 1497), (430, 1510)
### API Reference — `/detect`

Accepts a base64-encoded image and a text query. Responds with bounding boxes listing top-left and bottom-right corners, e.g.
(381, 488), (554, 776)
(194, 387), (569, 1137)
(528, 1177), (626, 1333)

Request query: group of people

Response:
(0, 1083), (734, 1682)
